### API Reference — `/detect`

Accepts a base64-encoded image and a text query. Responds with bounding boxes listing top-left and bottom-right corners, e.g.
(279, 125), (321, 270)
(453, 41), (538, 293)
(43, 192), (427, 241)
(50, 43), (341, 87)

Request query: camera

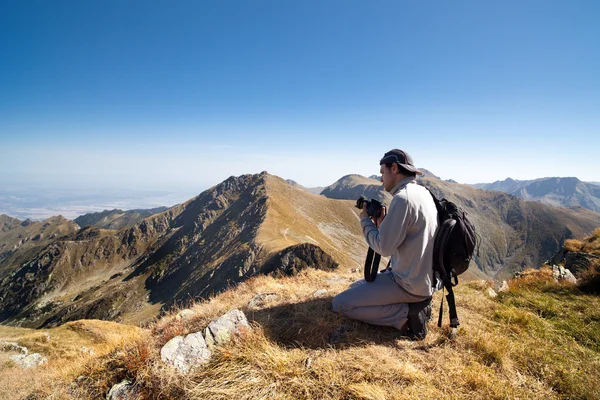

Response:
(355, 196), (383, 219)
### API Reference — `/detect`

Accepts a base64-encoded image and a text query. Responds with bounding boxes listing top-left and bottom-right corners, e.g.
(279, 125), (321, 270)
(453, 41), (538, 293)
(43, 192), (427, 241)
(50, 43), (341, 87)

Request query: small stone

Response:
(106, 379), (135, 400)
(349, 268), (360, 274)
(498, 281), (509, 292)
(80, 346), (95, 355)
(487, 288), (498, 298)
(312, 289), (327, 297)
(248, 293), (279, 309)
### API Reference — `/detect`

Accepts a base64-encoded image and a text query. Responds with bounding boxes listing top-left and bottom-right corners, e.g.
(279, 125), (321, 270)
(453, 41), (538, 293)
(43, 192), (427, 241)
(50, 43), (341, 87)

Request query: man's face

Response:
(380, 164), (396, 193)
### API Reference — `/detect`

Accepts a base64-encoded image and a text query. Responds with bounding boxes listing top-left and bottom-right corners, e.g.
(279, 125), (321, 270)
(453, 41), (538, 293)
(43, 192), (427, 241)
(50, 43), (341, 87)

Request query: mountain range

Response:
(473, 177), (600, 212)
(1, 171), (599, 330)
(0, 173), (365, 328)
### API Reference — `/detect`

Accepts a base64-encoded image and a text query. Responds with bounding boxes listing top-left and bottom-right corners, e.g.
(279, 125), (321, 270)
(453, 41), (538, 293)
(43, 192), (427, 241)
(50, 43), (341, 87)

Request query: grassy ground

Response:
(3, 264), (597, 399)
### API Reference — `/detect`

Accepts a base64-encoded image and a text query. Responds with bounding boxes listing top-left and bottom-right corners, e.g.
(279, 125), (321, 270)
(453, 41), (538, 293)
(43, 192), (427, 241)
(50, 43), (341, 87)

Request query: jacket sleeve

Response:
(360, 196), (413, 257)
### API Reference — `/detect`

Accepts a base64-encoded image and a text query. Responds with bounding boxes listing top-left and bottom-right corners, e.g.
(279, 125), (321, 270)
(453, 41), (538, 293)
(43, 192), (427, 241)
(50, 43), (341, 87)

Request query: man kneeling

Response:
(332, 149), (438, 340)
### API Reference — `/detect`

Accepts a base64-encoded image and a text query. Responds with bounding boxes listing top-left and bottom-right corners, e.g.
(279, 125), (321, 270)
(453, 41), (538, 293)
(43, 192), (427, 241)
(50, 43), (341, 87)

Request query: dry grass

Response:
(0, 320), (146, 400)
(5, 265), (591, 399)
(3, 249), (600, 400)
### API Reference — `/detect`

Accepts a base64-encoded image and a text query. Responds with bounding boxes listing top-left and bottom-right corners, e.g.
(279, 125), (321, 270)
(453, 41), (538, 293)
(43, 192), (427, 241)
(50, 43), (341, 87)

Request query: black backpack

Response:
(428, 190), (478, 329)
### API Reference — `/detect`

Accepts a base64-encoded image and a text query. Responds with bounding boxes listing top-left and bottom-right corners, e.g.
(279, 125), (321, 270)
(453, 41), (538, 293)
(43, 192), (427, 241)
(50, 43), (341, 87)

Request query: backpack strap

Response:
(437, 276), (460, 328)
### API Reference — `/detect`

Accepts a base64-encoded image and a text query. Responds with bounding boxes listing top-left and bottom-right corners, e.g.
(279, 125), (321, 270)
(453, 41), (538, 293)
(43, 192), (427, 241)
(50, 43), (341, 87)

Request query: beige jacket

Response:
(360, 176), (439, 296)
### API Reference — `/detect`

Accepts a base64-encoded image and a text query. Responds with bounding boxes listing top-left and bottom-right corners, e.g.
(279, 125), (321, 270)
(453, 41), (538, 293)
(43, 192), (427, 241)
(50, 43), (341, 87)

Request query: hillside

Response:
(474, 177), (600, 212)
(74, 207), (168, 230)
(321, 175), (391, 205)
(321, 175), (600, 281)
(2, 263), (599, 399)
(0, 214), (80, 279)
(0, 173), (367, 329)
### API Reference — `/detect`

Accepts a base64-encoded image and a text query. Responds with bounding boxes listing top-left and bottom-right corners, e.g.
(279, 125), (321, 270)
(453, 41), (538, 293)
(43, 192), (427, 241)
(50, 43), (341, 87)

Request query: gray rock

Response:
(207, 309), (250, 346)
(312, 289), (327, 297)
(106, 379), (135, 400)
(203, 327), (215, 349)
(10, 353), (48, 368)
(0, 340), (28, 354)
(552, 265), (577, 283)
(498, 280), (510, 292)
(487, 288), (498, 298)
(160, 332), (211, 373)
(248, 293), (279, 309)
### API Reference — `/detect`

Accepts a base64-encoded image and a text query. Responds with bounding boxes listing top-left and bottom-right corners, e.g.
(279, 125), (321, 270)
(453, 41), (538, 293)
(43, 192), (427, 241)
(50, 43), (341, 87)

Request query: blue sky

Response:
(1, 0), (599, 194)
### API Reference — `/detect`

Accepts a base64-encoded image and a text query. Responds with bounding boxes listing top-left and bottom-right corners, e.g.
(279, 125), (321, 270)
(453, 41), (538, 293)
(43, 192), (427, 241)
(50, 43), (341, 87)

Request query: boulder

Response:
(106, 379), (136, 400)
(207, 309), (249, 346)
(487, 288), (498, 298)
(552, 265), (577, 283)
(160, 332), (211, 373)
(498, 281), (510, 293)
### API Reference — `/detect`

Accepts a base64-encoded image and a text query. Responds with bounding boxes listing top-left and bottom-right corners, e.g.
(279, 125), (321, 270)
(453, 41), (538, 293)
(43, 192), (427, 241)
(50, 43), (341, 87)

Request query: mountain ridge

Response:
(473, 176), (600, 212)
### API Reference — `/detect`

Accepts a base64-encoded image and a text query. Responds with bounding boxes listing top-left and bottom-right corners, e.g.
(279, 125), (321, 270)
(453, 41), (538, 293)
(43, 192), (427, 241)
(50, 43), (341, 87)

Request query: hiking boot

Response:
(407, 297), (432, 340)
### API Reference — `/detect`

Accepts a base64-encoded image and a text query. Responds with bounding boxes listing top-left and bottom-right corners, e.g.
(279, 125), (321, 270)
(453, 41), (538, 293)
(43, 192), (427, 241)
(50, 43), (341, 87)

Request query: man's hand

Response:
(360, 203), (369, 219)
(361, 204), (387, 227)
(375, 206), (387, 227)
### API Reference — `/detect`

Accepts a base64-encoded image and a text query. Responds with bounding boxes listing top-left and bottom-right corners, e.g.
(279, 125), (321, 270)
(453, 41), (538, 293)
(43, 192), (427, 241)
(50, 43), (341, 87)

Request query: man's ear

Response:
(391, 163), (399, 175)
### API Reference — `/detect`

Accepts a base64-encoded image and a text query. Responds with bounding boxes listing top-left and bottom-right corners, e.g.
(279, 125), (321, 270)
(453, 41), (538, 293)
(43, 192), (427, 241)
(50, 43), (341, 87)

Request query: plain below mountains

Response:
(473, 177), (600, 212)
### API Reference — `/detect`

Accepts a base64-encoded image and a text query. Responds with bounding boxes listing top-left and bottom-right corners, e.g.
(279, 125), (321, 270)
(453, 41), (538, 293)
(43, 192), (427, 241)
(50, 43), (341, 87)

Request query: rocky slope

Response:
(473, 177), (600, 212)
(0, 173), (366, 329)
(74, 207), (168, 230)
(321, 175), (600, 280)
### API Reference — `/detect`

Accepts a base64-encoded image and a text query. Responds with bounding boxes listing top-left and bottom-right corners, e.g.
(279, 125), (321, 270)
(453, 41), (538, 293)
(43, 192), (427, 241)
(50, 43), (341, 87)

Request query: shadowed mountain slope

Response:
(321, 175), (600, 281)
(0, 173), (367, 328)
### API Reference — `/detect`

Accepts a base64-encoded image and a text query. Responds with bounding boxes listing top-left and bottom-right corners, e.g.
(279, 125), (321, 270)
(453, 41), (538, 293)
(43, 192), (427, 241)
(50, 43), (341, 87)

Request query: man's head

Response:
(379, 149), (422, 192)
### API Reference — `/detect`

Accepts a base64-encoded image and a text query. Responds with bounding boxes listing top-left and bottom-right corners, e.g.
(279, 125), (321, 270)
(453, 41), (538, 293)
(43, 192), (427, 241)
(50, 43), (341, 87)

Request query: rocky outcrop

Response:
(261, 243), (338, 276)
(161, 309), (250, 373)
(1, 339), (48, 368)
(10, 353), (48, 368)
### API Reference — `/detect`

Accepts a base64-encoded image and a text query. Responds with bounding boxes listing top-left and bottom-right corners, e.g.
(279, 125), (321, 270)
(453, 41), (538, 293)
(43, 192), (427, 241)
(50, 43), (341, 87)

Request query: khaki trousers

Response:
(332, 269), (430, 330)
